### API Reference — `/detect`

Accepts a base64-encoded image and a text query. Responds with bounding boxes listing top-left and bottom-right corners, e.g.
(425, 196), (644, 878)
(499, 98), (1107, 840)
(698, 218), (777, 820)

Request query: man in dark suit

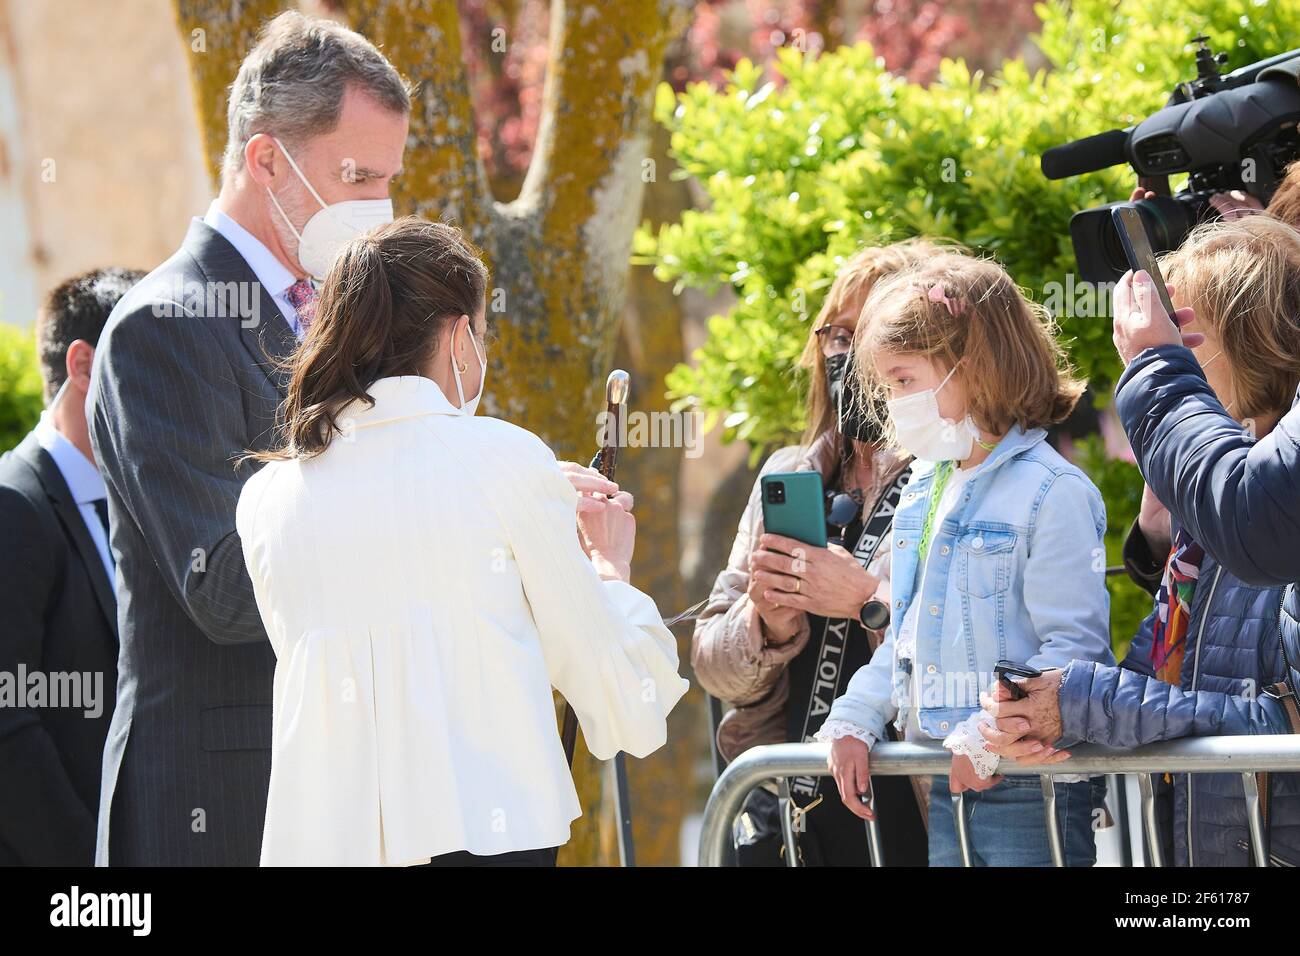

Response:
(86, 11), (410, 866)
(0, 267), (142, 865)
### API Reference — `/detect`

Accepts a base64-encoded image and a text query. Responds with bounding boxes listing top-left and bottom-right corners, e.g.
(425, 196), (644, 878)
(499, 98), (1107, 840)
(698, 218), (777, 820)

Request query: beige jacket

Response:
(691, 435), (906, 762)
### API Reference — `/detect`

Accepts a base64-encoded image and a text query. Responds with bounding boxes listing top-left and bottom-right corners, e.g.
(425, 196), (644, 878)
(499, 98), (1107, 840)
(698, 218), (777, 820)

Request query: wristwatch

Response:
(858, 599), (890, 631)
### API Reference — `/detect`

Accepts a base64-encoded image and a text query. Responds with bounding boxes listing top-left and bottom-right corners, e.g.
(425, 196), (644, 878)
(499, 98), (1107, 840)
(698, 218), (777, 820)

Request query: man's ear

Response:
(65, 340), (95, 392)
(244, 133), (280, 188)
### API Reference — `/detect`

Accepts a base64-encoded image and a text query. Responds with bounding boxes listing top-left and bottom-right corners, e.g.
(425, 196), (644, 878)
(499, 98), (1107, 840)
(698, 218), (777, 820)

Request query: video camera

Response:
(1042, 37), (1300, 285)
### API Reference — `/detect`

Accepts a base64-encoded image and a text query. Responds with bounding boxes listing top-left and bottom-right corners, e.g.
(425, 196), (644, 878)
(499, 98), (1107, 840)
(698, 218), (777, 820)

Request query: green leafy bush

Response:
(640, 0), (1300, 644)
(0, 324), (43, 454)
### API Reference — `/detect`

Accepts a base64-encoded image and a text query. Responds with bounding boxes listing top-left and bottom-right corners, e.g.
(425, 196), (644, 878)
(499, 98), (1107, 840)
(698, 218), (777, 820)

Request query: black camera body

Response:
(1043, 38), (1300, 285)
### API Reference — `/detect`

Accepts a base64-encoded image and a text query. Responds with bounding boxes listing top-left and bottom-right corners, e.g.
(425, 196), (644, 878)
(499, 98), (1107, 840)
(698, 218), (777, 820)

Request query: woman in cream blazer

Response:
(236, 218), (688, 867)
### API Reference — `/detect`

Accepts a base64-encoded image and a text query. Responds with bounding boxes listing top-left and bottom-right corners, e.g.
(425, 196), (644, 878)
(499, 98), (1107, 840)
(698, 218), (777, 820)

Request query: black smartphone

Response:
(1112, 205), (1178, 325)
(994, 659), (1043, 701)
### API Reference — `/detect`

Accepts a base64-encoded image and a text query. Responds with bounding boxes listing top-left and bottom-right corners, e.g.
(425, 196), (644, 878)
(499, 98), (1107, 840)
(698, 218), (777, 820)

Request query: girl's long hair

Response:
(854, 252), (1086, 442)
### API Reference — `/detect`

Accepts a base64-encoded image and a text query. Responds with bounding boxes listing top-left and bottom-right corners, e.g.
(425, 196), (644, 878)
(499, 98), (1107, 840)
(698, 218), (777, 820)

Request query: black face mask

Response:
(825, 352), (883, 445)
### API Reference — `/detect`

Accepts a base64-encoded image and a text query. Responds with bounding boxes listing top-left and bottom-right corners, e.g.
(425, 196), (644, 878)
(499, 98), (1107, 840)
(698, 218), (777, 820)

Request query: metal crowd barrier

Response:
(698, 737), (1300, 867)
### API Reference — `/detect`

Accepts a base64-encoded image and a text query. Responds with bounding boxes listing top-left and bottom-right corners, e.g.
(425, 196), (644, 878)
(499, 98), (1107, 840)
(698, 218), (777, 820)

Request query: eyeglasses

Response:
(814, 323), (855, 357)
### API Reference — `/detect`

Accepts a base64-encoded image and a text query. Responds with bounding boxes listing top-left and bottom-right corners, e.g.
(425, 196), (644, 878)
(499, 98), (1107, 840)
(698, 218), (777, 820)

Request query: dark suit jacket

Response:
(87, 218), (296, 866)
(0, 432), (118, 865)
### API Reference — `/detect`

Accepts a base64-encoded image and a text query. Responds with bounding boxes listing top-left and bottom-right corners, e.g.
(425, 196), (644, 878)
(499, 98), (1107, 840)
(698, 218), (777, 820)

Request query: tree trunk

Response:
(172, 0), (692, 865)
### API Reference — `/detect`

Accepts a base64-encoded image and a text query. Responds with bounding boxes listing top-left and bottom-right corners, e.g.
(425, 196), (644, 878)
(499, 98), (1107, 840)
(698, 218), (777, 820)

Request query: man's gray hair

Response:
(222, 11), (412, 182)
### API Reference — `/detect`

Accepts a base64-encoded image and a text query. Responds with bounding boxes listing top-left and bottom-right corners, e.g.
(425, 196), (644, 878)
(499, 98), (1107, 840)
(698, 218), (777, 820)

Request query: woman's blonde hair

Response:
(797, 237), (953, 446)
(1160, 214), (1300, 419)
(854, 251), (1085, 439)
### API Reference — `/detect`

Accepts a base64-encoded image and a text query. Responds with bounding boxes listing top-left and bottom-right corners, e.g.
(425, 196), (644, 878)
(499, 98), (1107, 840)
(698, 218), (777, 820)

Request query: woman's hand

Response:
(745, 576), (805, 644)
(1209, 189), (1264, 221)
(1112, 270), (1202, 365)
(828, 735), (875, 820)
(949, 753), (1002, 793)
(558, 461), (635, 582)
(979, 672), (1071, 755)
(1137, 483), (1171, 557)
(577, 494), (634, 582)
(750, 533), (879, 621)
(558, 460), (620, 499)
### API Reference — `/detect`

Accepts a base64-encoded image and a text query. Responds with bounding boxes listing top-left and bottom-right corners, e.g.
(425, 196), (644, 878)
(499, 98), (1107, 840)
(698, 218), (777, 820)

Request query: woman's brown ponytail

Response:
(256, 216), (489, 461)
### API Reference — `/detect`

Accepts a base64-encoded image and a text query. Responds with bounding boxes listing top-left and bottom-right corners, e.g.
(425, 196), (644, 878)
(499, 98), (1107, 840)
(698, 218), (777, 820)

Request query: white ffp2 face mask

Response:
(451, 320), (487, 416)
(885, 363), (979, 462)
(265, 137), (394, 280)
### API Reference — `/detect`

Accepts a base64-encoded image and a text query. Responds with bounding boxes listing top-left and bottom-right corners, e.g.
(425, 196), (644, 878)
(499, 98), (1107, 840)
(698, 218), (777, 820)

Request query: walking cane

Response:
(559, 370), (636, 865)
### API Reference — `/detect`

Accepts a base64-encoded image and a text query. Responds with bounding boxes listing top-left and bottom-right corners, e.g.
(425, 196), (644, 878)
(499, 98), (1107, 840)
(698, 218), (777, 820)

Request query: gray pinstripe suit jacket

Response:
(87, 219), (296, 866)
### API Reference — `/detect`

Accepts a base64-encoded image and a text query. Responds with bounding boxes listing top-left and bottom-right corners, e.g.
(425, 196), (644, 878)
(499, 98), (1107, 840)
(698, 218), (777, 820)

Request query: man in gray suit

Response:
(87, 11), (410, 865)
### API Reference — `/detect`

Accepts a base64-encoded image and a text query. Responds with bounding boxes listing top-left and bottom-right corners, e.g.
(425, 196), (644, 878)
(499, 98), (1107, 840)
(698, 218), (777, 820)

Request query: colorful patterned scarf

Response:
(1150, 529), (1205, 684)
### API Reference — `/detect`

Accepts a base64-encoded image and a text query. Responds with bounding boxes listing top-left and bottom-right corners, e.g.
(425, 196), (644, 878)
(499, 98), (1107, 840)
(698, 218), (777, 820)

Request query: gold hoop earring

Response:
(455, 358), (468, 374)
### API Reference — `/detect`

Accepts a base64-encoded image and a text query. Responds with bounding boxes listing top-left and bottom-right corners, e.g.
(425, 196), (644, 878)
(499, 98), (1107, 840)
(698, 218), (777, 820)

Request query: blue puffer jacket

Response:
(1103, 342), (1300, 865)
(1058, 548), (1300, 866)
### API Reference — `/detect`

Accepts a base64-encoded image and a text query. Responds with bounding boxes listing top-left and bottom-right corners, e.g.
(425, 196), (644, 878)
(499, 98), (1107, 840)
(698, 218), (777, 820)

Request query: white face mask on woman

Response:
(885, 363), (980, 462)
(451, 320), (487, 416)
(265, 137), (395, 279)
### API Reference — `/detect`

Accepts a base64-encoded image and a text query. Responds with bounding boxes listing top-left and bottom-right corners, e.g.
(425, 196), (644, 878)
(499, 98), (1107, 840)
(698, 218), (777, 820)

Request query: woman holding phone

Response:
(236, 217), (688, 866)
(982, 215), (1300, 866)
(692, 239), (940, 866)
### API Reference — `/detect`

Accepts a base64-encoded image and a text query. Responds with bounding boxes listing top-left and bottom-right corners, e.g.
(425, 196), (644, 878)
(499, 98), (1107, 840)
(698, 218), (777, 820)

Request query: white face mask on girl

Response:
(265, 137), (395, 279)
(451, 320), (487, 416)
(885, 363), (980, 462)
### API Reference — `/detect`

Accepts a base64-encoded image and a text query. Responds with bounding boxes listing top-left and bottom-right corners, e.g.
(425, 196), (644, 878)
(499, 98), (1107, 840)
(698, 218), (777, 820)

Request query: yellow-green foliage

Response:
(0, 324), (44, 453)
(641, 0), (1300, 650)
(643, 0), (1300, 449)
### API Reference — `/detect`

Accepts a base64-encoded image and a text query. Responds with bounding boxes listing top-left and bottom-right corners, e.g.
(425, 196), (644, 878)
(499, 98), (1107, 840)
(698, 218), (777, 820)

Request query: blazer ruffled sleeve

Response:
(504, 442), (690, 762)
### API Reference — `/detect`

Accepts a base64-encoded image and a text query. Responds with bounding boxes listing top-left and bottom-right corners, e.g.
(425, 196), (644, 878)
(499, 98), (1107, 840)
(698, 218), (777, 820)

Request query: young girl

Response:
(816, 251), (1114, 866)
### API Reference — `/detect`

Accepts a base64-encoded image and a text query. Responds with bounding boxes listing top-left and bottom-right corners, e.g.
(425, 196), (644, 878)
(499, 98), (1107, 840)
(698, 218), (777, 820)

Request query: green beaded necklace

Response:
(914, 437), (995, 565)
(916, 460), (955, 565)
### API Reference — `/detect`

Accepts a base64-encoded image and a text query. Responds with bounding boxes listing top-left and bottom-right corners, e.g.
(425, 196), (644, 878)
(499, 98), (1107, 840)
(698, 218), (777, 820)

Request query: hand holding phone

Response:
(1110, 208), (1205, 364)
(760, 472), (828, 548)
(1112, 205), (1178, 324)
(994, 659), (1043, 701)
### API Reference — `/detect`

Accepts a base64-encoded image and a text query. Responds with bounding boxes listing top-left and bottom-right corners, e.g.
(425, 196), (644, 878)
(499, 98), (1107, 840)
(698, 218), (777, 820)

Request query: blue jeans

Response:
(928, 774), (1105, 867)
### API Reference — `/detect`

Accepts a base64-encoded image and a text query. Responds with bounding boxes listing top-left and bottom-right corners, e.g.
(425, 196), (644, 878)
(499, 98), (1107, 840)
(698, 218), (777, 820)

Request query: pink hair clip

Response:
(920, 283), (964, 317)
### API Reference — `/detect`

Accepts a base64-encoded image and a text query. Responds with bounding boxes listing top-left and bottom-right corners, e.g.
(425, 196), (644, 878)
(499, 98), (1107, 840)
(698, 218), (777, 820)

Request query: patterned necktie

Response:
(285, 279), (318, 334)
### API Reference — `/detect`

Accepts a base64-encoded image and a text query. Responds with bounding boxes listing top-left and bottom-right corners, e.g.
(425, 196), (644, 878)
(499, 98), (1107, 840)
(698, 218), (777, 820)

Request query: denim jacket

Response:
(825, 426), (1115, 745)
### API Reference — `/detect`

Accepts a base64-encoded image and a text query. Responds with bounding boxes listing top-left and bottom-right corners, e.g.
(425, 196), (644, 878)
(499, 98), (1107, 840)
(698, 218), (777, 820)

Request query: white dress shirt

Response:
(34, 411), (114, 586)
(236, 376), (689, 866)
(202, 202), (306, 338)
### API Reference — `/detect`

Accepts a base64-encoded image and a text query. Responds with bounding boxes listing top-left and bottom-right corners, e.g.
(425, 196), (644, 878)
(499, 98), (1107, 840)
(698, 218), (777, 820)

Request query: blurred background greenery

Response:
(638, 0), (1300, 649)
(0, 324), (41, 453)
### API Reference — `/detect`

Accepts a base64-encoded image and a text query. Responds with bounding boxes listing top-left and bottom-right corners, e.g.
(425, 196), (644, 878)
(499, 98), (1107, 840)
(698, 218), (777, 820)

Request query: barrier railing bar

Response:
(951, 791), (973, 866)
(1040, 775), (1065, 867)
(699, 737), (1300, 867)
(1241, 772), (1268, 868)
(864, 800), (884, 867)
(1136, 773), (1163, 867)
(777, 778), (800, 868)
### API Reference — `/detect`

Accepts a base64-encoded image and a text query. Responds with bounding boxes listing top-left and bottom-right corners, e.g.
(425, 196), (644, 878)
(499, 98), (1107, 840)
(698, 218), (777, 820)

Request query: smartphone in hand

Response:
(994, 659), (1043, 701)
(1112, 205), (1178, 325)
(760, 472), (827, 548)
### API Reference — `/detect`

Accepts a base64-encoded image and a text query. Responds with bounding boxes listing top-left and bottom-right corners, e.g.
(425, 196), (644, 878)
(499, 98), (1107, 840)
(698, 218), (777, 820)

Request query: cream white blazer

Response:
(236, 375), (689, 866)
